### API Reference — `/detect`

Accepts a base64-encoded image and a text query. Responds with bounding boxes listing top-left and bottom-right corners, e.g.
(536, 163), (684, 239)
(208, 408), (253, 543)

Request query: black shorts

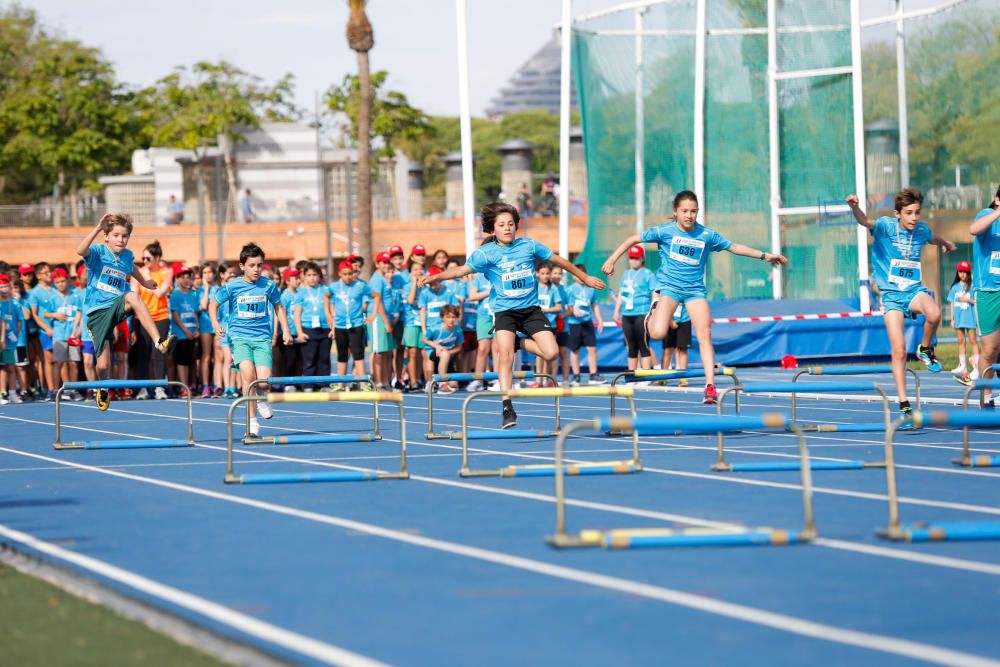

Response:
(173, 338), (195, 365)
(568, 322), (596, 351)
(665, 321), (692, 350)
(556, 331), (568, 348)
(493, 306), (552, 338)
(334, 326), (366, 363)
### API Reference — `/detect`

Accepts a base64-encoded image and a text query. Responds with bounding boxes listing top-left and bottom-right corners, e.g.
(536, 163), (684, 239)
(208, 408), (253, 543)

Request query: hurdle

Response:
(607, 367), (740, 432)
(54, 380), (195, 450)
(879, 410), (1000, 542)
(244, 375), (379, 445)
(459, 386), (640, 478)
(712, 381), (891, 472)
(425, 371), (558, 439)
(792, 364), (921, 427)
(224, 392), (407, 484)
(547, 413), (816, 549)
(954, 378), (1000, 467)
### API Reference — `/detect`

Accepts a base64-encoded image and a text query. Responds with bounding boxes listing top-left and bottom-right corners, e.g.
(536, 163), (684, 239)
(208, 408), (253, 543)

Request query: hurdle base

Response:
(878, 521), (1000, 542)
(951, 455), (1000, 468)
(425, 431), (452, 440)
(548, 527), (815, 549)
(451, 429), (560, 441)
(709, 462), (734, 472)
(461, 461), (641, 479)
(226, 470), (409, 484)
(242, 433), (380, 446)
(55, 439), (194, 450)
(721, 460), (883, 472)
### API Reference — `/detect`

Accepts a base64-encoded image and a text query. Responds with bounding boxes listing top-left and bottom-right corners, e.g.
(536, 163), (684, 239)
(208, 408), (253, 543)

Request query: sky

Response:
(22, 0), (938, 120)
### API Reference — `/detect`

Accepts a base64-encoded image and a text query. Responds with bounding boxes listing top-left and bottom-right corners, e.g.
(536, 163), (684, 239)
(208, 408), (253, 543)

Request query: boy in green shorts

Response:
(209, 242), (293, 437)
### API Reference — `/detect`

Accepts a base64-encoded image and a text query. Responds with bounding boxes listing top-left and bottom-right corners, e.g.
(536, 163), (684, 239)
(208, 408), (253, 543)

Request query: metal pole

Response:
(317, 92), (333, 278)
(693, 0), (707, 219)
(214, 153), (224, 263)
(767, 0), (783, 299)
(558, 0), (572, 258)
(634, 8), (646, 238)
(347, 163), (355, 258)
(851, 0), (871, 312)
(456, 0), (477, 259)
(196, 161), (206, 265)
(895, 0), (909, 189)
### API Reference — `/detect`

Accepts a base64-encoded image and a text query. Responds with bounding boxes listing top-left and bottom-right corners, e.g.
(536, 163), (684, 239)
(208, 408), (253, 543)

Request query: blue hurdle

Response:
(546, 412), (816, 549)
(224, 391), (408, 484)
(53, 380), (195, 450)
(712, 381), (892, 472)
(244, 375), (378, 445)
(880, 410), (1000, 542)
(424, 371), (558, 439)
(606, 367), (740, 433)
(955, 378), (1000, 467)
(792, 364), (921, 429)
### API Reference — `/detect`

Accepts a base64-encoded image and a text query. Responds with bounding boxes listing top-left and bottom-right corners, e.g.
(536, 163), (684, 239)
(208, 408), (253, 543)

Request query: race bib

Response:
(181, 311), (198, 327)
(621, 280), (635, 311)
(673, 304), (683, 318)
(96, 267), (127, 295)
(888, 259), (921, 289)
(501, 268), (534, 296)
(539, 292), (551, 308)
(669, 237), (705, 265)
(991, 251), (1000, 276)
(311, 316), (320, 329)
(236, 294), (267, 319)
(428, 300), (446, 319)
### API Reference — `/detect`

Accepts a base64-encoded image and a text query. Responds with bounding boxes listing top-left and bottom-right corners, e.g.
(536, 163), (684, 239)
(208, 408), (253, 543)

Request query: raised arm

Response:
(601, 234), (642, 276)
(550, 254), (606, 291)
(76, 215), (110, 258)
(846, 194), (874, 231)
(727, 243), (787, 266)
(130, 266), (157, 291)
(930, 235), (957, 253)
(420, 264), (472, 287)
(970, 198), (1000, 236)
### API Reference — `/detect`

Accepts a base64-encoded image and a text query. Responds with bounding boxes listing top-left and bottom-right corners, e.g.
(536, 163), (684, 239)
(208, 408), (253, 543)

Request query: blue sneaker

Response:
(916, 345), (942, 373)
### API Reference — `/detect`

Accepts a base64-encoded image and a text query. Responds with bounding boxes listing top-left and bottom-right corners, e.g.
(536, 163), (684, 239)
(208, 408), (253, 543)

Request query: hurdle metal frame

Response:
(224, 392), (407, 484)
(880, 410), (1000, 542)
(712, 380), (891, 472)
(607, 367), (740, 432)
(243, 375), (379, 445)
(547, 412), (817, 549)
(425, 371), (559, 439)
(459, 386), (640, 478)
(792, 364), (921, 427)
(954, 374), (1000, 468)
(54, 380), (195, 450)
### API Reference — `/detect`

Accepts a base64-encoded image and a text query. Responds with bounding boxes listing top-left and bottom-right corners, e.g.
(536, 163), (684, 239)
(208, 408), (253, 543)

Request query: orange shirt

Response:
(138, 266), (170, 321)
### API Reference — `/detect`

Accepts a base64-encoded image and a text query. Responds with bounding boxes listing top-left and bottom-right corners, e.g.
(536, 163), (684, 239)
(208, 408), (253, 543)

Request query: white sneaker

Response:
(971, 367), (981, 380)
(136, 388), (149, 400)
(487, 381), (501, 391)
(248, 417), (261, 437)
(154, 387), (168, 400)
(257, 401), (273, 420)
(0, 394), (8, 406)
(951, 365), (967, 375)
(8, 391), (21, 404)
(466, 380), (483, 392)
(283, 385), (296, 393)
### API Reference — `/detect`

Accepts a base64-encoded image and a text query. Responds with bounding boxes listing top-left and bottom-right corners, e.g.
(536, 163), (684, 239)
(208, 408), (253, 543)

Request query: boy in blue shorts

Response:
(210, 242), (292, 437)
(76, 213), (175, 410)
(422, 304), (463, 393)
(423, 202), (605, 428)
(603, 190), (784, 404)
(848, 189), (955, 415)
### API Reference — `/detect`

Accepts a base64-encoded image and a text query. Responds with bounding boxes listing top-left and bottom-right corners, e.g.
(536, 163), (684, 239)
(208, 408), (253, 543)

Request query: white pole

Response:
(693, 0), (706, 218)
(767, 0), (782, 299)
(558, 0), (572, 258)
(456, 0), (476, 259)
(851, 0), (870, 312)
(895, 0), (909, 188)
(634, 8), (646, 238)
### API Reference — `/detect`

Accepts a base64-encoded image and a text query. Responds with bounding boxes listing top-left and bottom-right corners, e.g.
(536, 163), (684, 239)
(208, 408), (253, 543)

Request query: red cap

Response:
(428, 266), (442, 276)
(281, 267), (300, 279)
(262, 263), (272, 270)
(174, 265), (193, 276)
(389, 245), (404, 257)
(338, 259), (355, 272)
(957, 260), (972, 272)
(411, 244), (426, 256)
(76, 264), (86, 276)
(347, 254), (361, 262)
(0, 274), (10, 284)
(376, 251), (391, 263)
(18, 263), (34, 275)
(51, 268), (68, 279)
(170, 261), (184, 274)
(627, 245), (645, 259)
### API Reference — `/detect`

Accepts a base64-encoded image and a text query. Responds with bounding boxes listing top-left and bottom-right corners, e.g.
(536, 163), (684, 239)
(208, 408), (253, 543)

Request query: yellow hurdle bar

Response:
(631, 367), (735, 378)
(267, 391), (402, 404)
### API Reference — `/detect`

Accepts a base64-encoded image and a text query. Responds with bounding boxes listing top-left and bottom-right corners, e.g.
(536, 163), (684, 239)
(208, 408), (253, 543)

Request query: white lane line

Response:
(0, 521), (386, 667)
(0, 446), (997, 667)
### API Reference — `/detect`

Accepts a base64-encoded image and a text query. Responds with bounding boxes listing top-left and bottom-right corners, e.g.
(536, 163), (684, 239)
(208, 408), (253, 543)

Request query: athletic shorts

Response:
(174, 338), (195, 366)
(882, 287), (930, 319)
(393, 321), (404, 346)
(0, 349), (15, 365)
(230, 339), (272, 368)
(85, 295), (129, 356)
(334, 326), (366, 362)
(112, 321), (130, 354)
(658, 288), (707, 305)
(665, 321), (693, 350)
(556, 331), (568, 347)
(977, 290), (1000, 337)
(52, 339), (81, 363)
(476, 316), (494, 341)
(15, 346), (28, 366)
(403, 325), (424, 349)
(462, 330), (477, 351)
(568, 322), (596, 351)
(368, 320), (396, 354)
(493, 306), (552, 338)
(39, 331), (53, 352)
(82, 341), (95, 356)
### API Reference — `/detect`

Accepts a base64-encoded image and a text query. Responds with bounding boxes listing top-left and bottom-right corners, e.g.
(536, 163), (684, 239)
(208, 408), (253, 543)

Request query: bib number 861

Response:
(509, 278), (528, 290)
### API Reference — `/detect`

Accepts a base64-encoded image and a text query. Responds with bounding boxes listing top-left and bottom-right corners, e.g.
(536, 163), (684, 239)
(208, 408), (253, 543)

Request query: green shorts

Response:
(369, 320), (396, 353)
(230, 339), (273, 368)
(403, 325), (425, 349)
(85, 294), (129, 356)
(476, 315), (494, 341)
(0, 349), (15, 365)
(977, 290), (1000, 336)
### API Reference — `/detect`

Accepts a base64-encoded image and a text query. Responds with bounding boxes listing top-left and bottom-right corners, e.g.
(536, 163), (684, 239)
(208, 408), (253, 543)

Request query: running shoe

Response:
(899, 403), (913, 418)
(19, 391), (33, 403)
(466, 380), (483, 392)
(703, 384), (718, 405)
(438, 383), (457, 395)
(589, 373), (608, 385)
(154, 386), (168, 400)
(954, 373), (973, 388)
(135, 388), (149, 400)
(678, 378), (689, 388)
(970, 367), (981, 380)
(950, 364), (967, 375)
(154, 334), (175, 355)
(200, 386), (212, 399)
(95, 388), (110, 412)
(916, 345), (942, 372)
(502, 402), (518, 429)
(0, 393), (8, 406)
(257, 400), (273, 420)
(283, 385), (297, 393)
(212, 386), (224, 398)
(569, 374), (581, 387)
(393, 380), (405, 391)
(8, 390), (22, 405)
(248, 417), (261, 437)
(986, 398), (996, 410)
(45, 391), (56, 402)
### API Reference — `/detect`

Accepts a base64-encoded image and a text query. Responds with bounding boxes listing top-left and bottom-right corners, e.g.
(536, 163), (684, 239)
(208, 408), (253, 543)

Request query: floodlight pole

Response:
(766, 0), (782, 299)
(558, 0), (572, 258)
(895, 0), (910, 189)
(851, 0), (871, 312)
(634, 7), (646, 238)
(456, 0), (476, 259)
(694, 0), (706, 220)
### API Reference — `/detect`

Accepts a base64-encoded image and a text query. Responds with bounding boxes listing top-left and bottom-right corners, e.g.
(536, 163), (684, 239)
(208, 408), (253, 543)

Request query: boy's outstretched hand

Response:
(600, 259), (616, 276)
(584, 275), (606, 290)
(846, 194), (860, 208)
(765, 253), (788, 266)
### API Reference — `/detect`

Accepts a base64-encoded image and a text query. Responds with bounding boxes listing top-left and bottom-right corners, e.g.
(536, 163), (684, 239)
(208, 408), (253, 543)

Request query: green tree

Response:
(0, 5), (42, 203)
(346, 0), (375, 271)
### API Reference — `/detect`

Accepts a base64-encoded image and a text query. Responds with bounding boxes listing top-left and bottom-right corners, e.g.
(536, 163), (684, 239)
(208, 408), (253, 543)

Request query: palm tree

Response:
(346, 0), (374, 272)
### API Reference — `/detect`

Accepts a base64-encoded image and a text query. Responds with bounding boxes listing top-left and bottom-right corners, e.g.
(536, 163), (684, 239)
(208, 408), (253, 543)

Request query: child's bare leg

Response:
(883, 311), (909, 402)
(685, 299), (715, 386)
(647, 295), (678, 340)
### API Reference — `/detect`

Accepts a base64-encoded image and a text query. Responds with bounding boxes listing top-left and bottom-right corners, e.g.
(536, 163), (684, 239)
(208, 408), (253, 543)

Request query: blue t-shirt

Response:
(641, 222), (731, 294)
(169, 288), (201, 339)
(472, 274), (493, 320)
(14, 297), (30, 344)
(198, 285), (219, 332)
(947, 282), (977, 330)
(215, 277), (281, 342)
(51, 290), (82, 341)
(620, 267), (654, 316)
(425, 324), (462, 349)
(80, 311), (92, 343)
(453, 280), (476, 331)
(328, 280), (372, 329)
(83, 243), (134, 314)
(419, 285), (460, 331)
(280, 288), (300, 338)
(537, 283), (564, 327)
(972, 208), (1000, 293)
(465, 238), (554, 313)
(29, 284), (60, 332)
(1, 299), (23, 349)
(368, 272), (396, 322)
(389, 272), (409, 320)
(566, 284), (595, 325)
(870, 216), (933, 293)
(295, 285), (329, 330)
